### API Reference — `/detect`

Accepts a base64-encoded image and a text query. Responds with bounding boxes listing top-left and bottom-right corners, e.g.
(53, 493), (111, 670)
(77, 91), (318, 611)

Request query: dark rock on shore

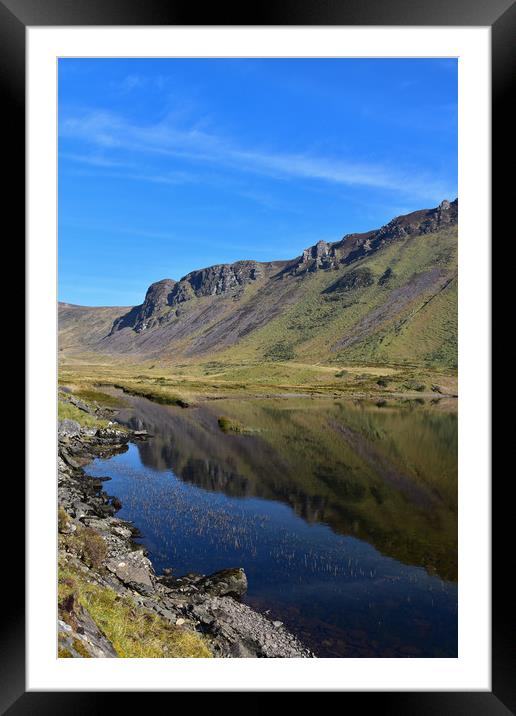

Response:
(157, 567), (248, 600)
(106, 551), (155, 596)
(197, 568), (248, 599)
(58, 419), (82, 439)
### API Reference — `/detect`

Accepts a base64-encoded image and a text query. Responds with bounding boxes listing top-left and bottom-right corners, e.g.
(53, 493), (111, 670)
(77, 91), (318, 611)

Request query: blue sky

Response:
(58, 58), (457, 306)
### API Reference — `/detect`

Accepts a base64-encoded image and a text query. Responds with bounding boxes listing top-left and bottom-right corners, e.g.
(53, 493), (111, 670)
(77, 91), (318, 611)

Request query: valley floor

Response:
(58, 357), (458, 409)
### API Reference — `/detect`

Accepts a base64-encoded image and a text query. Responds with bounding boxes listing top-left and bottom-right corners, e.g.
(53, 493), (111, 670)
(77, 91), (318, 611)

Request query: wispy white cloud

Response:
(61, 154), (299, 213)
(59, 217), (282, 255)
(59, 109), (454, 203)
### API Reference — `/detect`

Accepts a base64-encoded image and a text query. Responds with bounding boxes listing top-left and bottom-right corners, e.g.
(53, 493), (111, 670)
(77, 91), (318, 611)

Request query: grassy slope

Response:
(59, 225), (457, 373)
(58, 400), (110, 428)
(211, 226), (457, 369)
(58, 558), (211, 658)
(59, 304), (128, 352)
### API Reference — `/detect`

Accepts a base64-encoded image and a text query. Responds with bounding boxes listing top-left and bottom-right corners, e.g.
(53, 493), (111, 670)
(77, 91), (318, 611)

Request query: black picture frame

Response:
(4, 0), (508, 710)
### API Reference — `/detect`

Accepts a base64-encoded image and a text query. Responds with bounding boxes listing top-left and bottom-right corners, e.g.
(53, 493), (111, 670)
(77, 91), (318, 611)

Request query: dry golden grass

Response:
(59, 358), (457, 404)
(58, 561), (212, 658)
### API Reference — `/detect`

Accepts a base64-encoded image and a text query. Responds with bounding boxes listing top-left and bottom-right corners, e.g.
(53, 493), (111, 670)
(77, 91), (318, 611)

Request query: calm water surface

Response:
(87, 394), (457, 657)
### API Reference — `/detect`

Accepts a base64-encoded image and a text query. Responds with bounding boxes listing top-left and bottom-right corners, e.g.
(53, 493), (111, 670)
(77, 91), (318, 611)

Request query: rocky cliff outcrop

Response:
(286, 198), (458, 276)
(110, 199), (457, 336)
(335, 198), (458, 266)
(182, 260), (263, 297)
(289, 240), (340, 275)
(111, 279), (176, 333)
(112, 261), (264, 334)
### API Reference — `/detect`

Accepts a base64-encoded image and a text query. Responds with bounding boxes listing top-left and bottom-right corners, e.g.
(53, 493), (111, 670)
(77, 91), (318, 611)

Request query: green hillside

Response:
(214, 225), (457, 369)
(59, 200), (458, 374)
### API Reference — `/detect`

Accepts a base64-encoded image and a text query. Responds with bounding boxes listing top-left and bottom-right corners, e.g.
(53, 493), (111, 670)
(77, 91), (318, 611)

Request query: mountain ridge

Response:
(59, 199), (458, 369)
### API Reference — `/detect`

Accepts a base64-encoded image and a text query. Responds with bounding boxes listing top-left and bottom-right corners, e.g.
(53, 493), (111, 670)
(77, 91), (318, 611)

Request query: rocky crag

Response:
(59, 200), (458, 369)
(57, 395), (312, 658)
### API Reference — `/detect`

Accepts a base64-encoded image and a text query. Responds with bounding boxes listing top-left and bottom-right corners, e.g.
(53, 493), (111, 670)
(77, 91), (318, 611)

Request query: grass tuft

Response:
(63, 526), (108, 568)
(58, 507), (71, 533)
(113, 383), (189, 407)
(217, 416), (252, 434)
(72, 388), (128, 408)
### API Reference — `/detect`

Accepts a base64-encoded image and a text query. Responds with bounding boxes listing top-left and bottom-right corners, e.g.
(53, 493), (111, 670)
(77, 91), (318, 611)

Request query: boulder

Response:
(197, 568), (248, 599)
(58, 419), (82, 439)
(106, 551), (155, 595)
(68, 395), (93, 413)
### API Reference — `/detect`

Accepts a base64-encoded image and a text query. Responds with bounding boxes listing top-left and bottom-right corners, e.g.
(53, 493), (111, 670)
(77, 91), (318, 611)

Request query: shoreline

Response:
(63, 379), (459, 411)
(57, 402), (314, 658)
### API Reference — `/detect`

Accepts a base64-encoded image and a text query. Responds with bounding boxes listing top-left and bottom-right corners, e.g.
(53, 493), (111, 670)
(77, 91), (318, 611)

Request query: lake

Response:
(86, 393), (457, 657)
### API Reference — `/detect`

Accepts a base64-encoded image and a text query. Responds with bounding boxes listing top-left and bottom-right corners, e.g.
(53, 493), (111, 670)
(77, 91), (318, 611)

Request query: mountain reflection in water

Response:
(88, 393), (457, 657)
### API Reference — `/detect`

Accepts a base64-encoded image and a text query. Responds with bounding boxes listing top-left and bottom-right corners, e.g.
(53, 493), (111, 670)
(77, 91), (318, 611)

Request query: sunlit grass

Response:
(71, 387), (128, 408)
(58, 561), (212, 658)
(57, 400), (109, 428)
(58, 359), (457, 405)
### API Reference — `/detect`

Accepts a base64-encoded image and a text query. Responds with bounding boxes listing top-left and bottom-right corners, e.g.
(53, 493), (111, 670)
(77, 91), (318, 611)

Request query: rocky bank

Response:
(57, 399), (313, 659)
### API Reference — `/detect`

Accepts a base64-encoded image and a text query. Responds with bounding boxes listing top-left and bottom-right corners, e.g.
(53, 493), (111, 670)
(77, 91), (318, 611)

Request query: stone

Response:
(58, 619), (72, 632)
(70, 501), (92, 519)
(58, 603), (119, 658)
(68, 395), (92, 413)
(111, 525), (132, 539)
(58, 419), (82, 439)
(197, 568), (248, 599)
(106, 551), (155, 596)
(59, 521), (77, 535)
(192, 596), (314, 658)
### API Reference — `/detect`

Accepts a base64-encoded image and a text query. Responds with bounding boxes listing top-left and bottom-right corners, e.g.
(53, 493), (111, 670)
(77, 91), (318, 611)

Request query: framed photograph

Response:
(6, 0), (508, 708)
